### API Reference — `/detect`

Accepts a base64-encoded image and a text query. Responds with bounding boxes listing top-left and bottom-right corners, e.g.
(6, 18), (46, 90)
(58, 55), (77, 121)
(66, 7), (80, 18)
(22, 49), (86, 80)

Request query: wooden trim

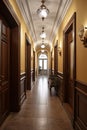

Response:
(75, 80), (87, 93)
(76, 87), (87, 97)
(20, 72), (26, 81)
(33, 50), (35, 81)
(25, 33), (31, 90)
(63, 12), (76, 98)
(25, 33), (30, 44)
(54, 41), (58, 74)
(57, 71), (63, 78)
(75, 80), (87, 130)
(63, 12), (76, 124)
(0, 0), (20, 27)
(20, 72), (26, 105)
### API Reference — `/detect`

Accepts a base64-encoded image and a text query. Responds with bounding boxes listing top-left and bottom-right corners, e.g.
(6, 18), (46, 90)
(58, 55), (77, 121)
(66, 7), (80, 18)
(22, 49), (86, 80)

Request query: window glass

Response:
(39, 54), (47, 59)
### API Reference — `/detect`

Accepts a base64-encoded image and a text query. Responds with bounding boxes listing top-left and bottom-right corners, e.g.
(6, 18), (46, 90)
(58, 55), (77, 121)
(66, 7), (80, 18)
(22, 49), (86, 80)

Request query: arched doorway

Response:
(38, 53), (48, 75)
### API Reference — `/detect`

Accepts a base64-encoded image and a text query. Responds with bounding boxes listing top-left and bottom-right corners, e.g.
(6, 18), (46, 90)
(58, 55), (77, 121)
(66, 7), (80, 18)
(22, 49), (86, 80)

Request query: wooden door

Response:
(33, 50), (35, 81)
(51, 52), (52, 74)
(0, 19), (10, 123)
(25, 36), (31, 90)
(67, 31), (74, 108)
(54, 44), (58, 74)
(63, 13), (76, 121)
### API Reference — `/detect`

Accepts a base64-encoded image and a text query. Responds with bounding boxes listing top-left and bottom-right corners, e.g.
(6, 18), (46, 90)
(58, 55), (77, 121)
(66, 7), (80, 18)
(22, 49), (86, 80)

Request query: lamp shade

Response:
(41, 50), (45, 53)
(41, 44), (45, 48)
(37, 3), (49, 20)
(40, 32), (46, 38)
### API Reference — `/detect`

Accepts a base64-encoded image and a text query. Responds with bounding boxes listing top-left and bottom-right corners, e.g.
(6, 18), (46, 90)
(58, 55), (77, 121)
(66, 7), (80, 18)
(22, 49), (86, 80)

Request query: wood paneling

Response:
(0, 19), (10, 125)
(63, 12), (76, 122)
(74, 81), (87, 130)
(20, 73), (26, 105)
(10, 26), (20, 112)
(25, 34), (31, 90)
(33, 50), (35, 81)
(57, 72), (63, 102)
(54, 43), (58, 74)
(0, 0), (20, 125)
(31, 70), (34, 87)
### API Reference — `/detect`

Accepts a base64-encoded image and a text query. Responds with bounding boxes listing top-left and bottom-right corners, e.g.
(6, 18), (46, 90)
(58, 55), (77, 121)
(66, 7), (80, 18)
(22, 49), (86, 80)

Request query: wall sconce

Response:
(58, 47), (61, 56)
(78, 25), (87, 47)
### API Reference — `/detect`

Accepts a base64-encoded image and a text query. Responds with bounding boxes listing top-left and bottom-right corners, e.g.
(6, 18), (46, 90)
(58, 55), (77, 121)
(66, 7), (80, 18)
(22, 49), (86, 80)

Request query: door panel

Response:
(33, 50), (35, 81)
(54, 45), (58, 74)
(25, 38), (31, 90)
(0, 20), (10, 123)
(67, 31), (74, 109)
(63, 13), (76, 122)
(68, 41), (74, 108)
(69, 41), (74, 80)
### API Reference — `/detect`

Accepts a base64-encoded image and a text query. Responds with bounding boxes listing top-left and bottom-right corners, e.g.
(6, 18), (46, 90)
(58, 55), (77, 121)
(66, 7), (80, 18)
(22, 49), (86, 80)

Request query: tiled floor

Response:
(1, 76), (74, 130)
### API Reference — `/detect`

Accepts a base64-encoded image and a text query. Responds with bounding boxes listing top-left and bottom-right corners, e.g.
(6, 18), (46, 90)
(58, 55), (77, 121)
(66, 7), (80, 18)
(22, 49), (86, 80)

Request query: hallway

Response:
(1, 76), (73, 130)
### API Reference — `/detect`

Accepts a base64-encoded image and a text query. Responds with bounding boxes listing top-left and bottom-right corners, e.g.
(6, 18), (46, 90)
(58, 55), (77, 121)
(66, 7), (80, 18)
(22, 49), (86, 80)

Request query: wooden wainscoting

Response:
(31, 70), (34, 88)
(57, 72), (64, 102)
(74, 81), (87, 130)
(20, 73), (26, 105)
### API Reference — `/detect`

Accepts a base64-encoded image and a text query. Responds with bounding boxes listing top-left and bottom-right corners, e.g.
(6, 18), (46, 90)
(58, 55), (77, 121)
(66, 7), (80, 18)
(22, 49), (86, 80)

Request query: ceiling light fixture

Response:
(41, 37), (45, 48)
(40, 27), (46, 39)
(41, 44), (45, 48)
(40, 32), (46, 38)
(37, 0), (49, 20)
(41, 50), (45, 53)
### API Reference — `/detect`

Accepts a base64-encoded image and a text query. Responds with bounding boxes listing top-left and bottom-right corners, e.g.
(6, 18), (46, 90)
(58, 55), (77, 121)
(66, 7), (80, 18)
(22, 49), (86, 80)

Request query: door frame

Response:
(63, 12), (76, 118)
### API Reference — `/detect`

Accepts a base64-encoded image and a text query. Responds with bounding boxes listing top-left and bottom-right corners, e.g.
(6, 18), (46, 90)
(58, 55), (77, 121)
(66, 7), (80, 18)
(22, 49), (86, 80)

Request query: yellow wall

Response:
(9, 0), (34, 73)
(53, 0), (87, 83)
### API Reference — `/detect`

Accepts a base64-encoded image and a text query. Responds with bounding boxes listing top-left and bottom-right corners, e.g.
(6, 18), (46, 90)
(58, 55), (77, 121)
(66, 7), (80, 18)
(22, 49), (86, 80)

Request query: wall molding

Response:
(75, 80), (87, 94)
(74, 80), (87, 130)
(57, 71), (63, 79)
(20, 72), (26, 105)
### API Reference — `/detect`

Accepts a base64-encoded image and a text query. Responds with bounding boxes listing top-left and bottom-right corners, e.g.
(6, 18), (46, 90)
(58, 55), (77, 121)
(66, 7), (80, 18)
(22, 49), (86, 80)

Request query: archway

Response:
(38, 53), (48, 75)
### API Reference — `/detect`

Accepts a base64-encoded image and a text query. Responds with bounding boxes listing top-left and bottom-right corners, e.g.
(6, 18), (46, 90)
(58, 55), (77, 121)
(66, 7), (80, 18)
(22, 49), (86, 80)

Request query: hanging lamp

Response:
(37, 0), (49, 20)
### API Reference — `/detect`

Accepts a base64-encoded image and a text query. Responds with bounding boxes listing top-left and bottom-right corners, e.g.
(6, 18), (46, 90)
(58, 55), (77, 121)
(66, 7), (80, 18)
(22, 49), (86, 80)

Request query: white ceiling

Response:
(16, 0), (72, 50)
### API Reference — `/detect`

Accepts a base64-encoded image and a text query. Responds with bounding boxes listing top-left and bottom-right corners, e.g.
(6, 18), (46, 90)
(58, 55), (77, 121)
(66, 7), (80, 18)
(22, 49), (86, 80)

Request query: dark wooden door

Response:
(25, 37), (31, 90)
(67, 30), (74, 108)
(54, 45), (58, 74)
(51, 52), (52, 74)
(33, 50), (35, 81)
(63, 13), (76, 122)
(0, 19), (10, 123)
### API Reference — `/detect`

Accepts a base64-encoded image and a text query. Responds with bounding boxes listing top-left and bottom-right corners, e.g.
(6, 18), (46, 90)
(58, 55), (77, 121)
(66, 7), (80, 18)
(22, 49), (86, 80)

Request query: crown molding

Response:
(49, 0), (72, 42)
(16, 0), (37, 42)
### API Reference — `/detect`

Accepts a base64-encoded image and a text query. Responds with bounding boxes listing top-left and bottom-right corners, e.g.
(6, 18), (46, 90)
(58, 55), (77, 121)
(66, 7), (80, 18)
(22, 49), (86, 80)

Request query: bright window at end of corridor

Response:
(39, 54), (47, 59)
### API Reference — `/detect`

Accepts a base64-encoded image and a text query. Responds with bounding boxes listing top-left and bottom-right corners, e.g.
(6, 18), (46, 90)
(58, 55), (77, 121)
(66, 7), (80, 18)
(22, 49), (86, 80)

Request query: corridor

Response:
(1, 76), (73, 130)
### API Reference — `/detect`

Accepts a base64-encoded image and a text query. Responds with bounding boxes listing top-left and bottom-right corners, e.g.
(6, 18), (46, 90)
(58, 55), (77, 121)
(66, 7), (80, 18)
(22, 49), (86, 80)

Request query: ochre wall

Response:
(9, 0), (34, 73)
(53, 0), (87, 83)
